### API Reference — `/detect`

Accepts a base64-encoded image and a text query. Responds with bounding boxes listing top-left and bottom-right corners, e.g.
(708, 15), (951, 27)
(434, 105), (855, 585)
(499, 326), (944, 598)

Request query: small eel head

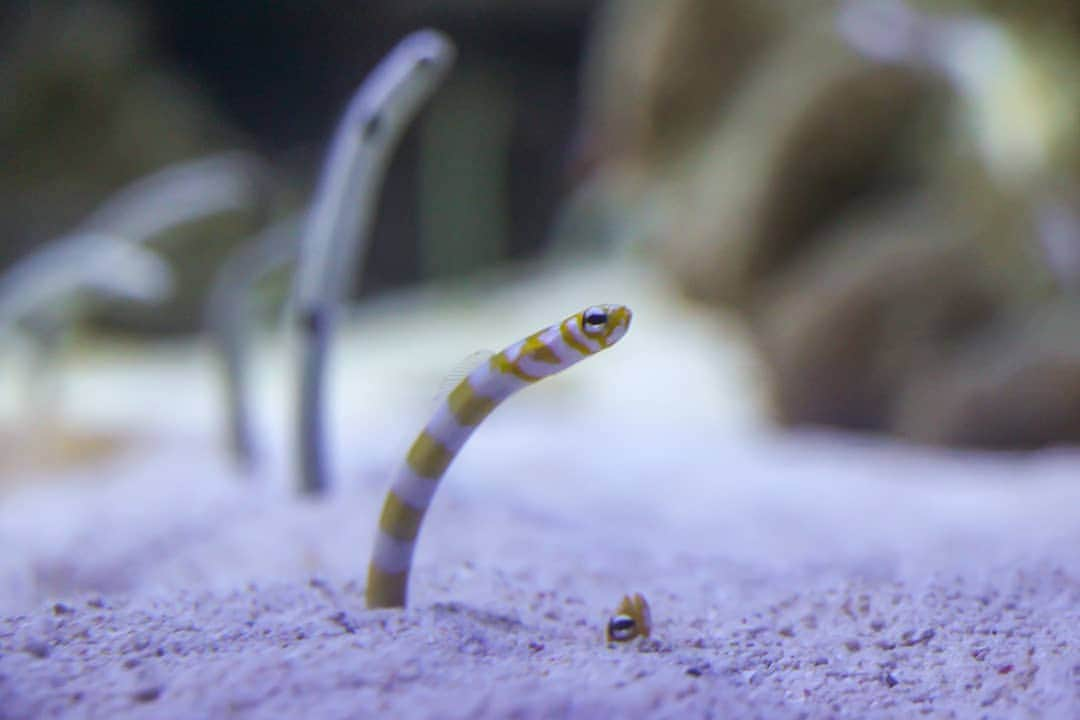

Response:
(577, 304), (632, 350)
(605, 592), (652, 643)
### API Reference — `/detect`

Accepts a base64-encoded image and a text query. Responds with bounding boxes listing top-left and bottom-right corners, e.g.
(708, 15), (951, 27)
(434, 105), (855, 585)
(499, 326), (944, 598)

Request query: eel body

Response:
(295, 30), (456, 494)
(366, 304), (632, 608)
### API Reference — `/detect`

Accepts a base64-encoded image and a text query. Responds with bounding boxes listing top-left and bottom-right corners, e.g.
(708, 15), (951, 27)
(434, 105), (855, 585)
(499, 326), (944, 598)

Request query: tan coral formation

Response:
(577, 0), (1080, 448)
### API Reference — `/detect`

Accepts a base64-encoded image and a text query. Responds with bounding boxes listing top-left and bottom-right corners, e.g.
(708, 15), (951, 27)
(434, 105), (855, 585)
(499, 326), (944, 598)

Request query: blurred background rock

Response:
(5, 0), (1080, 450)
(576, 0), (1080, 449)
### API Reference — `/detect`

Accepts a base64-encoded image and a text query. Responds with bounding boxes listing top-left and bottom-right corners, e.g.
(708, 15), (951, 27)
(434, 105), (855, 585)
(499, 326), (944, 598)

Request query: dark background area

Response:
(2, 1), (601, 322)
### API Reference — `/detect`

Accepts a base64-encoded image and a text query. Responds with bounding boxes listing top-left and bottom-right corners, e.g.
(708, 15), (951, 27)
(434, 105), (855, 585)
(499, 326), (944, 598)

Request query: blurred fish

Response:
(0, 233), (173, 332)
(80, 151), (274, 244)
(293, 29), (456, 495)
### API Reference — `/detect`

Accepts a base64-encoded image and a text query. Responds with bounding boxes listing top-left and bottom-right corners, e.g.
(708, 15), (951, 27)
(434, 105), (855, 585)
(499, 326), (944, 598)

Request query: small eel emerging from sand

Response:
(606, 592), (652, 643)
(366, 304), (633, 608)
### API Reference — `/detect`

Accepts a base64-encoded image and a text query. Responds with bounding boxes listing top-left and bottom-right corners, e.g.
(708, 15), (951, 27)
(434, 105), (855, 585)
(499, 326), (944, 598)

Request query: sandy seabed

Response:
(2, 267), (1079, 718)
(2, 425), (1079, 719)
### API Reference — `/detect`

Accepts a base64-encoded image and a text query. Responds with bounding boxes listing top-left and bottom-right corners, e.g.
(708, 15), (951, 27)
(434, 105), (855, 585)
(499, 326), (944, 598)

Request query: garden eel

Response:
(606, 592), (652, 643)
(294, 30), (455, 495)
(366, 304), (633, 608)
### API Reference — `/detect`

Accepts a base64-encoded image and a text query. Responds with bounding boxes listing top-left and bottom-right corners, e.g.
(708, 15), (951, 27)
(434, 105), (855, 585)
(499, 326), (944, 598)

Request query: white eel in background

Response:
(80, 151), (275, 243)
(1, 150), (275, 422)
(0, 233), (174, 333)
(292, 30), (456, 495)
(204, 215), (303, 471)
(0, 233), (174, 418)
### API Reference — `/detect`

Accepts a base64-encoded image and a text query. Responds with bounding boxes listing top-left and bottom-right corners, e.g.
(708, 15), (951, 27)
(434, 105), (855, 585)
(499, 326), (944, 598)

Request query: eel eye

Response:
(606, 614), (637, 642)
(582, 308), (608, 330)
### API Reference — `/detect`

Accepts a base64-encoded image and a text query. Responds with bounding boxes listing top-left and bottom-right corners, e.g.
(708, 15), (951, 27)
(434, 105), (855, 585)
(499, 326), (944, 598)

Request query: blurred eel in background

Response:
(0, 152), (273, 483)
(292, 30), (456, 495)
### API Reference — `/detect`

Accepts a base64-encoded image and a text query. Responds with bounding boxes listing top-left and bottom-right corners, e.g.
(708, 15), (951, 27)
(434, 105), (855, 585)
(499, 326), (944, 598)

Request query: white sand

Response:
(2, 262), (1079, 718)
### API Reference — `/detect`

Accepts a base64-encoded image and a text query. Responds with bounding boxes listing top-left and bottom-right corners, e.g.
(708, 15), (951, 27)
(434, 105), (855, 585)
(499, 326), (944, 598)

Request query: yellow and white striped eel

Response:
(366, 304), (633, 608)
